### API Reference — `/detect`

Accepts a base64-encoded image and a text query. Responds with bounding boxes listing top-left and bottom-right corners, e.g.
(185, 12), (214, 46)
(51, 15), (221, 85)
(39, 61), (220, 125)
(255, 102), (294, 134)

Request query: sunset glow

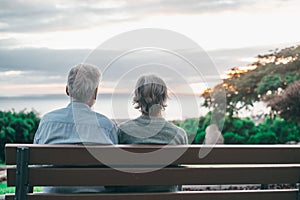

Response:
(1, 0), (300, 97)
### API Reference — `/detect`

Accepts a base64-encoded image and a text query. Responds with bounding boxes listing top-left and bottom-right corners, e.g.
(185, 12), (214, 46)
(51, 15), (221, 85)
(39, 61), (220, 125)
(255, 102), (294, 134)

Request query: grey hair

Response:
(133, 75), (168, 115)
(67, 63), (101, 103)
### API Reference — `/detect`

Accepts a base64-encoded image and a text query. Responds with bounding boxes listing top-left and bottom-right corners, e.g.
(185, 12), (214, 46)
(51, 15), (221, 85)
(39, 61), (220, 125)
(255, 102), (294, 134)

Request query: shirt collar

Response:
(67, 102), (92, 111)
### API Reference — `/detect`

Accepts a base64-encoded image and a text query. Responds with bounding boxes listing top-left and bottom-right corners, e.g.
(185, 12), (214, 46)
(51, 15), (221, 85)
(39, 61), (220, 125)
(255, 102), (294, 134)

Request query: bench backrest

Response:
(5, 144), (300, 200)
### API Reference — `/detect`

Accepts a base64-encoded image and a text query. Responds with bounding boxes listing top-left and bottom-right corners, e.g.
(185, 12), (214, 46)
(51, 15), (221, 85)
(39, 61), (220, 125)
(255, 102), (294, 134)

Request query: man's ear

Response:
(66, 86), (70, 96)
(94, 88), (98, 100)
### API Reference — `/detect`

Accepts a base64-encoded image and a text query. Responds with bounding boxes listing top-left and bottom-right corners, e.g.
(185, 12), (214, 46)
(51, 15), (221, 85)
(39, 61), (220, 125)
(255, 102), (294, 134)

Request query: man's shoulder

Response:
(42, 107), (69, 120)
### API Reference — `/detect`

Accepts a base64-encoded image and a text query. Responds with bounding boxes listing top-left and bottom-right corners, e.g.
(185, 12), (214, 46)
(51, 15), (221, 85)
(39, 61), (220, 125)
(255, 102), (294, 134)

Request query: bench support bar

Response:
(15, 147), (30, 200)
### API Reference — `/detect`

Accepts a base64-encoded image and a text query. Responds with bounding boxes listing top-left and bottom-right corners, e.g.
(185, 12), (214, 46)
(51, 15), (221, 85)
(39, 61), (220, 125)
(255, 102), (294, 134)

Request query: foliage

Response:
(0, 182), (15, 194)
(0, 182), (42, 194)
(223, 132), (246, 144)
(199, 45), (300, 143)
(191, 113), (300, 144)
(202, 45), (300, 117)
(266, 80), (300, 122)
(0, 110), (40, 163)
(193, 131), (205, 144)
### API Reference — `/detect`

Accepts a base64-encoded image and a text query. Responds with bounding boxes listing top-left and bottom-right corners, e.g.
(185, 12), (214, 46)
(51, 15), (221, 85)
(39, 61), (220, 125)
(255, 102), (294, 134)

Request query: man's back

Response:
(34, 102), (118, 194)
(33, 64), (119, 193)
(34, 102), (118, 144)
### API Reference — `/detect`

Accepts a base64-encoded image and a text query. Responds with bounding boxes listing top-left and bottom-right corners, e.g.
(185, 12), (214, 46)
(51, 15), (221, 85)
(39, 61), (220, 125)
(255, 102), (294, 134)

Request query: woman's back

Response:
(119, 115), (188, 145)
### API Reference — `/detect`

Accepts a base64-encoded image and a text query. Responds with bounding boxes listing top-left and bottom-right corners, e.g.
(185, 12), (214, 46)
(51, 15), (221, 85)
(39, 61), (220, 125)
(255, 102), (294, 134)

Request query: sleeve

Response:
(117, 128), (123, 143)
(109, 122), (119, 144)
(178, 127), (188, 145)
(182, 129), (188, 144)
(33, 120), (43, 144)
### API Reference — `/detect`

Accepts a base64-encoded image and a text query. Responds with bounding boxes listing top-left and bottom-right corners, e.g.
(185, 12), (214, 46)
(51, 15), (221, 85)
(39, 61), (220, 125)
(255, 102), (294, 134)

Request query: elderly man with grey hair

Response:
(34, 63), (118, 193)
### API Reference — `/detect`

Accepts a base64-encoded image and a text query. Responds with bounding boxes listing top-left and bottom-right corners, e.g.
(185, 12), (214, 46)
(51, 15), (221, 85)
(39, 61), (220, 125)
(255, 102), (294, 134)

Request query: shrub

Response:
(0, 110), (40, 163)
(247, 131), (278, 144)
(223, 132), (246, 144)
(193, 131), (205, 144)
(192, 113), (300, 145)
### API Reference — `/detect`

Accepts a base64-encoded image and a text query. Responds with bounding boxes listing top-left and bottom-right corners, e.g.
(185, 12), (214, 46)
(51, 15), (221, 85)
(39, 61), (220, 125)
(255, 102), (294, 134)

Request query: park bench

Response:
(4, 143), (300, 200)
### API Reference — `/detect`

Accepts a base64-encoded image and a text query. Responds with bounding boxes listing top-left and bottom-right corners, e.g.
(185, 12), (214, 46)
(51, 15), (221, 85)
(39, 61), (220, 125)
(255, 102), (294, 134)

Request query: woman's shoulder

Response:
(165, 121), (186, 132)
(118, 118), (138, 128)
(164, 122), (188, 144)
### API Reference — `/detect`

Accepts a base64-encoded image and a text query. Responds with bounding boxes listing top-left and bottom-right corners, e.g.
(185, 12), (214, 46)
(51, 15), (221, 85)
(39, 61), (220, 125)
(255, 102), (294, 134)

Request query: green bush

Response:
(223, 132), (246, 144)
(247, 131), (278, 144)
(0, 110), (40, 163)
(191, 112), (300, 145)
(263, 117), (300, 143)
(193, 131), (205, 144)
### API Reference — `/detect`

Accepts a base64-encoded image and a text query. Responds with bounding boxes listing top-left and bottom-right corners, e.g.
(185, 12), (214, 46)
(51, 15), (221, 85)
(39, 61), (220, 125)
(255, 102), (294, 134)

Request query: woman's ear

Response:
(66, 86), (70, 96)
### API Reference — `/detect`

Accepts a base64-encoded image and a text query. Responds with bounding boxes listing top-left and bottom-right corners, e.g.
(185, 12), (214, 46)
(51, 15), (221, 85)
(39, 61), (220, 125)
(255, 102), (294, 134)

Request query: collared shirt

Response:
(34, 102), (118, 145)
(112, 115), (188, 193)
(33, 102), (118, 194)
(119, 115), (188, 145)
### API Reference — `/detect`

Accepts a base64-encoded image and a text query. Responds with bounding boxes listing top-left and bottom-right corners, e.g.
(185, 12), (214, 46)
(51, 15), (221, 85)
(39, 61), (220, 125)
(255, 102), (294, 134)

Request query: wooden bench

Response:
(5, 144), (300, 200)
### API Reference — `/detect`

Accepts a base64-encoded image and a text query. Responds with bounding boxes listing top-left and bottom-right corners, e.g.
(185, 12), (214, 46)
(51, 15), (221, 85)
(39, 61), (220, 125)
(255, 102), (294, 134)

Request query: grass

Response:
(1, 164), (43, 195)
(0, 182), (15, 195)
(0, 182), (42, 195)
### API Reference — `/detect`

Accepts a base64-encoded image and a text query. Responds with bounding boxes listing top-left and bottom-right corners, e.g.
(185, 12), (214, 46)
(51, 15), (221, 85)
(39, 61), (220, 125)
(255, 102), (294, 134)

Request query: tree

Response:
(202, 46), (300, 117)
(266, 80), (300, 122)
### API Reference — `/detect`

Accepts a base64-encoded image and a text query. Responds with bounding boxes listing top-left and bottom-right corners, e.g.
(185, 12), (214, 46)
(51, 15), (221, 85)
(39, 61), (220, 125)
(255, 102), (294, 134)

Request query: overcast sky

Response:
(1, 0), (300, 97)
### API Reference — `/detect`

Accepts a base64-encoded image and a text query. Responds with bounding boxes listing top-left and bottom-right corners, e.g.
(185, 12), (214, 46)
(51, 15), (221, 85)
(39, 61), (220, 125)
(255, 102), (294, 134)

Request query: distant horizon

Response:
(0, 92), (205, 121)
(0, 91), (202, 98)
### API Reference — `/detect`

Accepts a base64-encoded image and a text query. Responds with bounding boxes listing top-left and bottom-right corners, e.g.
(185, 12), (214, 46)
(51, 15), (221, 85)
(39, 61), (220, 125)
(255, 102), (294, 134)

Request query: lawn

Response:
(0, 182), (42, 195)
(1, 164), (43, 195)
(0, 182), (15, 195)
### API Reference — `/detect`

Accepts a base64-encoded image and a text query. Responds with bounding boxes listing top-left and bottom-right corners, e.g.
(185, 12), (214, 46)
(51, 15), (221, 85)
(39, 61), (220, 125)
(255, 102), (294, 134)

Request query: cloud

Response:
(0, 43), (293, 80)
(0, 0), (134, 33)
(0, 48), (89, 73)
(0, 38), (20, 48)
(0, 1), (103, 33)
(0, 43), (290, 96)
(1, 0), (295, 33)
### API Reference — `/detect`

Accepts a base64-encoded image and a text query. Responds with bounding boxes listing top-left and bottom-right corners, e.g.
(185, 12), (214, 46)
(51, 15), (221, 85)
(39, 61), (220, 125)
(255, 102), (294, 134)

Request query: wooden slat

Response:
(5, 189), (299, 200)
(5, 144), (300, 165)
(7, 165), (300, 186)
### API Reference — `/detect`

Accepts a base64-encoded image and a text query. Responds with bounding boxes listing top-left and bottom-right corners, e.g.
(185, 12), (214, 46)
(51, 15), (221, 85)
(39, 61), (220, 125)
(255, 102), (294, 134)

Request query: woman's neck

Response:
(142, 111), (162, 117)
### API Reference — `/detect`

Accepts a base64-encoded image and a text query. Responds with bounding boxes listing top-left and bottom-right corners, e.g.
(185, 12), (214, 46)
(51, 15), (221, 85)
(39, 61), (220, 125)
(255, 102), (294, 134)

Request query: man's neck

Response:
(71, 99), (93, 108)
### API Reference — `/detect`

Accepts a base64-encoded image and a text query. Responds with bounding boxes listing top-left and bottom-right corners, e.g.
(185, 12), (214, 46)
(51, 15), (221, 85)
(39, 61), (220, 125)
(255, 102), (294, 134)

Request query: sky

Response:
(0, 0), (300, 97)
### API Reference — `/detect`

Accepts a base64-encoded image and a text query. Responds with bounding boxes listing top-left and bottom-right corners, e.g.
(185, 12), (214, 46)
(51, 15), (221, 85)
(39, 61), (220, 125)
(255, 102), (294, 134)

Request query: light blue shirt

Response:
(33, 102), (118, 194)
(34, 102), (118, 145)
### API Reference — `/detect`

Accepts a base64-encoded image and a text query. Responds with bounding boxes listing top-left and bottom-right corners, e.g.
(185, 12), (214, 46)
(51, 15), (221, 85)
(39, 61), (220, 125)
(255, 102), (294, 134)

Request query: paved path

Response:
(183, 184), (260, 191)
